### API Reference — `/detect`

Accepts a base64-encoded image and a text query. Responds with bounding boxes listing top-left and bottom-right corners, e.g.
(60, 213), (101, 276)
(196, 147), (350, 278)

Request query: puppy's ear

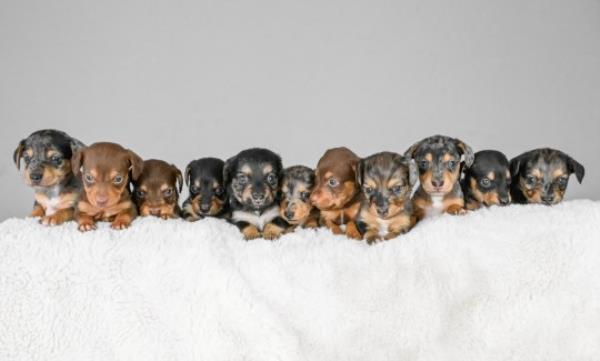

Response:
(566, 156), (585, 183)
(223, 156), (236, 186)
(454, 138), (474, 167)
(509, 153), (527, 178)
(355, 159), (364, 187)
(404, 140), (422, 160)
(406, 157), (418, 187)
(184, 163), (192, 187)
(71, 148), (85, 176)
(172, 164), (184, 192)
(127, 150), (144, 181)
(69, 137), (86, 155)
(13, 139), (26, 170)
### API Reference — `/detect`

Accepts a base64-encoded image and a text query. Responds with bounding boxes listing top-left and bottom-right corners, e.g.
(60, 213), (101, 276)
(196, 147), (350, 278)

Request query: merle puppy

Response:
(280, 165), (319, 229)
(13, 129), (85, 225)
(224, 148), (288, 240)
(462, 150), (511, 210)
(510, 148), (585, 205)
(182, 158), (228, 221)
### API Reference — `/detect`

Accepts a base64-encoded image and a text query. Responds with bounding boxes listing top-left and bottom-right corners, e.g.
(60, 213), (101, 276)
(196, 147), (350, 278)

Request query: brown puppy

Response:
(280, 165), (320, 230)
(72, 142), (143, 231)
(132, 159), (183, 219)
(310, 147), (362, 239)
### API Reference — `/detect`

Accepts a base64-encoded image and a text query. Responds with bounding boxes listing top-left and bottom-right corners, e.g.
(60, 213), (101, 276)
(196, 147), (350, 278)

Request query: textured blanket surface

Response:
(1, 201), (599, 361)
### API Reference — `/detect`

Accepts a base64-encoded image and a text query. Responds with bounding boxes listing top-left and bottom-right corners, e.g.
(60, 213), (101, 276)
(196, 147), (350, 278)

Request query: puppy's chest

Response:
(428, 195), (445, 215)
(35, 187), (78, 215)
(321, 203), (360, 225)
(232, 206), (280, 230)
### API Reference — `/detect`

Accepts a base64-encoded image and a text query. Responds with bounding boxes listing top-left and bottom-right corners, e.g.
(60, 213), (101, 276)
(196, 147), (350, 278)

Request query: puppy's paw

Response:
(384, 232), (402, 241)
(446, 205), (466, 215)
(78, 220), (97, 232)
(346, 222), (362, 240)
(263, 223), (284, 240)
(329, 224), (344, 235)
(40, 214), (67, 226)
(242, 225), (261, 240)
(365, 233), (381, 244)
(111, 218), (131, 230)
(29, 207), (45, 218)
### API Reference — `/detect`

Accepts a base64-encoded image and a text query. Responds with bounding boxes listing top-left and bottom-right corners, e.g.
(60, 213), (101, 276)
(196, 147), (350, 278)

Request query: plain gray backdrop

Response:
(1, 0), (598, 221)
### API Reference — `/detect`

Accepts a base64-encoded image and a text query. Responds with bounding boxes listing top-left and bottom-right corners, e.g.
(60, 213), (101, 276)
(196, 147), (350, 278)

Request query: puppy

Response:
(72, 142), (143, 231)
(132, 159), (183, 219)
(462, 150), (511, 210)
(510, 148), (585, 205)
(181, 158), (228, 221)
(224, 148), (288, 240)
(13, 129), (85, 225)
(404, 135), (474, 220)
(279, 165), (319, 229)
(310, 147), (362, 239)
(356, 152), (417, 243)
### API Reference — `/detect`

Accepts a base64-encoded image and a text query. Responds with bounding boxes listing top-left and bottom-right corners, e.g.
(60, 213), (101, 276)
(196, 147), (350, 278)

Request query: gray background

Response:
(1, 0), (598, 221)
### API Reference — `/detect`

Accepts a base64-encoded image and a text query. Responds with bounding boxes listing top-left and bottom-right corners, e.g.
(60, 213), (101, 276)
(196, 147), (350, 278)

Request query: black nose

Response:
(200, 203), (211, 212)
(252, 192), (265, 201)
(285, 210), (295, 219)
(431, 179), (444, 188)
(29, 172), (43, 181)
(499, 198), (510, 206)
(541, 196), (554, 205)
(376, 206), (388, 216)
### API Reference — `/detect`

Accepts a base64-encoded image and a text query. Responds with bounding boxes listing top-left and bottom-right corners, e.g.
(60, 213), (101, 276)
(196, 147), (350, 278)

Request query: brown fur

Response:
(133, 159), (183, 220)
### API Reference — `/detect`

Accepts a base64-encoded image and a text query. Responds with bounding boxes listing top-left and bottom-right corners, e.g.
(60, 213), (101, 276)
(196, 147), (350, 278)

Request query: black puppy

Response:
(181, 158), (228, 221)
(224, 148), (288, 240)
(13, 129), (85, 225)
(462, 150), (511, 210)
(510, 148), (584, 205)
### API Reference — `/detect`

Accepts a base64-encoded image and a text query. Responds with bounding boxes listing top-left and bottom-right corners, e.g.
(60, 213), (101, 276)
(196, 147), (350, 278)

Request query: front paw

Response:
(263, 223), (284, 240)
(446, 205), (466, 215)
(329, 224), (344, 235)
(365, 233), (381, 244)
(40, 214), (66, 226)
(242, 225), (261, 240)
(111, 218), (132, 230)
(78, 219), (97, 232)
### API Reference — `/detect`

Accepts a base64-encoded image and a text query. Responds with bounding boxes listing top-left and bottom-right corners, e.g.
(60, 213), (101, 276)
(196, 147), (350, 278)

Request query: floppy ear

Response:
(566, 156), (585, 183)
(355, 159), (364, 186)
(71, 148), (85, 176)
(407, 158), (418, 187)
(404, 140), (422, 160)
(454, 138), (474, 167)
(184, 164), (192, 187)
(222, 156), (236, 186)
(509, 153), (528, 179)
(69, 137), (86, 155)
(127, 150), (144, 181)
(13, 139), (26, 170)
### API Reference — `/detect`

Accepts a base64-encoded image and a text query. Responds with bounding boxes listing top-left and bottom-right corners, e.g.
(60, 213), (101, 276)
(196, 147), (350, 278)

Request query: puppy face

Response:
(133, 159), (182, 217)
(310, 147), (360, 210)
(357, 152), (417, 219)
(185, 158), (226, 216)
(224, 148), (282, 211)
(72, 142), (143, 209)
(465, 150), (511, 206)
(280, 166), (315, 225)
(14, 129), (85, 188)
(405, 135), (474, 195)
(510, 148), (584, 205)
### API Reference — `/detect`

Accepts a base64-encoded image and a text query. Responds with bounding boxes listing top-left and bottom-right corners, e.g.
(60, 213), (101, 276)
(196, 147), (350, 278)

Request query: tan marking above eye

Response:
(140, 185), (147, 192)
(160, 183), (169, 191)
(364, 179), (377, 189)
(212, 180), (219, 188)
(531, 168), (543, 178)
(506, 170), (510, 178)
(386, 178), (404, 188)
(324, 171), (333, 179)
(442, 153), (453, 162)
(262, 164), (273, 174)
(487, 172), (495, 180)
(25, 148), (34, 157)
(46, 150), (59, 157)
(240, 165), (252, 174)
(425, 153), (433, 162)
(552, 168), (565, 178)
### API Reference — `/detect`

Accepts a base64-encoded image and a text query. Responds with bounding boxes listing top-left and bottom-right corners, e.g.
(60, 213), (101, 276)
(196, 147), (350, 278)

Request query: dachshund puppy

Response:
(72, 142), (143, 231)
(13, 129), (85, 225)
(132, 159), (183, 219)
(405, 135), (474, 220)
(510, 148), (585, 205)
(310, 147), (362, 239)
(356, 152), (417, 243)
(224, 148), (288, 240)
(181, 158), (228, 221)
(279, 165), (319, 230)
(462, 150), (511, 210)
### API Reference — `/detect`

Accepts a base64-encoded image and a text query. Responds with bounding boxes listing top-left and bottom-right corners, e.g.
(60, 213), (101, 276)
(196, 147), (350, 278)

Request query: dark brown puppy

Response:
(132, 159), (183, 219)
(405, 135), (474, 220)
(181, 158), (228, 221)
(510, 148), (584, 205)
(462, 150), (511, 210)
(280, 165), (319, 230)
(356, 152), (417, 243)
(13, 129), (85, 225)
(310, 147), (362, 239)
(72, 142), (143, 231)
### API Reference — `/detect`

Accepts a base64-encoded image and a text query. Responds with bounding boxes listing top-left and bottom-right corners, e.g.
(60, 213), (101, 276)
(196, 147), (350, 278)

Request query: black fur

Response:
(181, 157), (228, 220)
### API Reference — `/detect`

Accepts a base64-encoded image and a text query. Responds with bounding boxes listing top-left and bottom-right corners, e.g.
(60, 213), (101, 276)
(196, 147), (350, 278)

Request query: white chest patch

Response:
(35, 186), (62, 216)
(375, 217), (392, 237)
(232, 206), (280, 231)
(428, 195), (445, 216)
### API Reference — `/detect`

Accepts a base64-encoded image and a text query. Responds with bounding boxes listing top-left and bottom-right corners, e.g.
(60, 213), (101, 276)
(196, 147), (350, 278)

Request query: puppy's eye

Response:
(328, 178), (339, 187)
(163, 188), (174, 197)
(300, 191), (311, 201)
(23, 155), (31, 163)
(419, 160), (429, 169)
(238, 174), (249, 185)
(447, 160), (456, 169)
(51, 155), (62, 164)
(267, 173), (277, 185)
(215, 186), (225, 196)
(84, 174), (94, 184)
(113, 175), (124, 185)
(556, 177), (568, 187)
(480, 178), (492, 187)
(364, 186), (374, 195)
(190, 185), (199, 194)
(391, 185), (403, 194)
(136, 190), (146, 198)
(526, 175), (537, 185)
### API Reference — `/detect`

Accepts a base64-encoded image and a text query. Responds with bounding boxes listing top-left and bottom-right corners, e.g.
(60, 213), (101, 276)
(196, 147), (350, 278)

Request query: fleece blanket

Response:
(0, 200), (599, 361)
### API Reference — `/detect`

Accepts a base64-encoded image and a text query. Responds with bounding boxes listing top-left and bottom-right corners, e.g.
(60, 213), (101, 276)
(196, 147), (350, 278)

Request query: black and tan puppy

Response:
(510, 148), (584, 205)
(181, 158), (228, 221)
(13, 129), (85, 225)
(405, 135), (474, 220)
(132, 159), (183, 219)
(356, 152), (417, 243)
(462, 150), (511, 210)
(224, 148), (288, 240)
(310, 147), (362, 239)
(72, 142), (143, 231)
(280, 166), (319, 230)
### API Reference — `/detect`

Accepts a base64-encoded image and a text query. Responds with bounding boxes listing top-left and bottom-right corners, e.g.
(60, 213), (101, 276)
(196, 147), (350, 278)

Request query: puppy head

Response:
(224, 148), (282, 211)
(72, 142), (143, 209)
(356, 152), (417, 219)
(280, 165), (315, 225)
(510, 148), (584, 205)
(185, 157), (226, 216)
(133, 159), (182, 217)
(464, 150), (511, 206)
(405, 135), (473, 196)
(13, 129), (85, 188)
(310, 147), (360, 210)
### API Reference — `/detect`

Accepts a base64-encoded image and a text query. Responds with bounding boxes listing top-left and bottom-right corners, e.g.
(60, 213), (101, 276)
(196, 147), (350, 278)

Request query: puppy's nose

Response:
(431, 179), (444, 188)
(95, 195), (108, 206)
(541, 196), (554, 205)
(376, 206), (388, 217)
(29, 172), (43, 182)
(252, 192), (265, 201)
(200, 203), (211, 212)
(499, 197), (510, 206)
(149, 208), (161, 216)
(285, 210), (295, 220)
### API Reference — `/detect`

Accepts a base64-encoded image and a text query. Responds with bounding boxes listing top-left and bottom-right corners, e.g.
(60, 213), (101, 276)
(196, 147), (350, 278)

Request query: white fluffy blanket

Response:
(1, 201), (599, 361)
